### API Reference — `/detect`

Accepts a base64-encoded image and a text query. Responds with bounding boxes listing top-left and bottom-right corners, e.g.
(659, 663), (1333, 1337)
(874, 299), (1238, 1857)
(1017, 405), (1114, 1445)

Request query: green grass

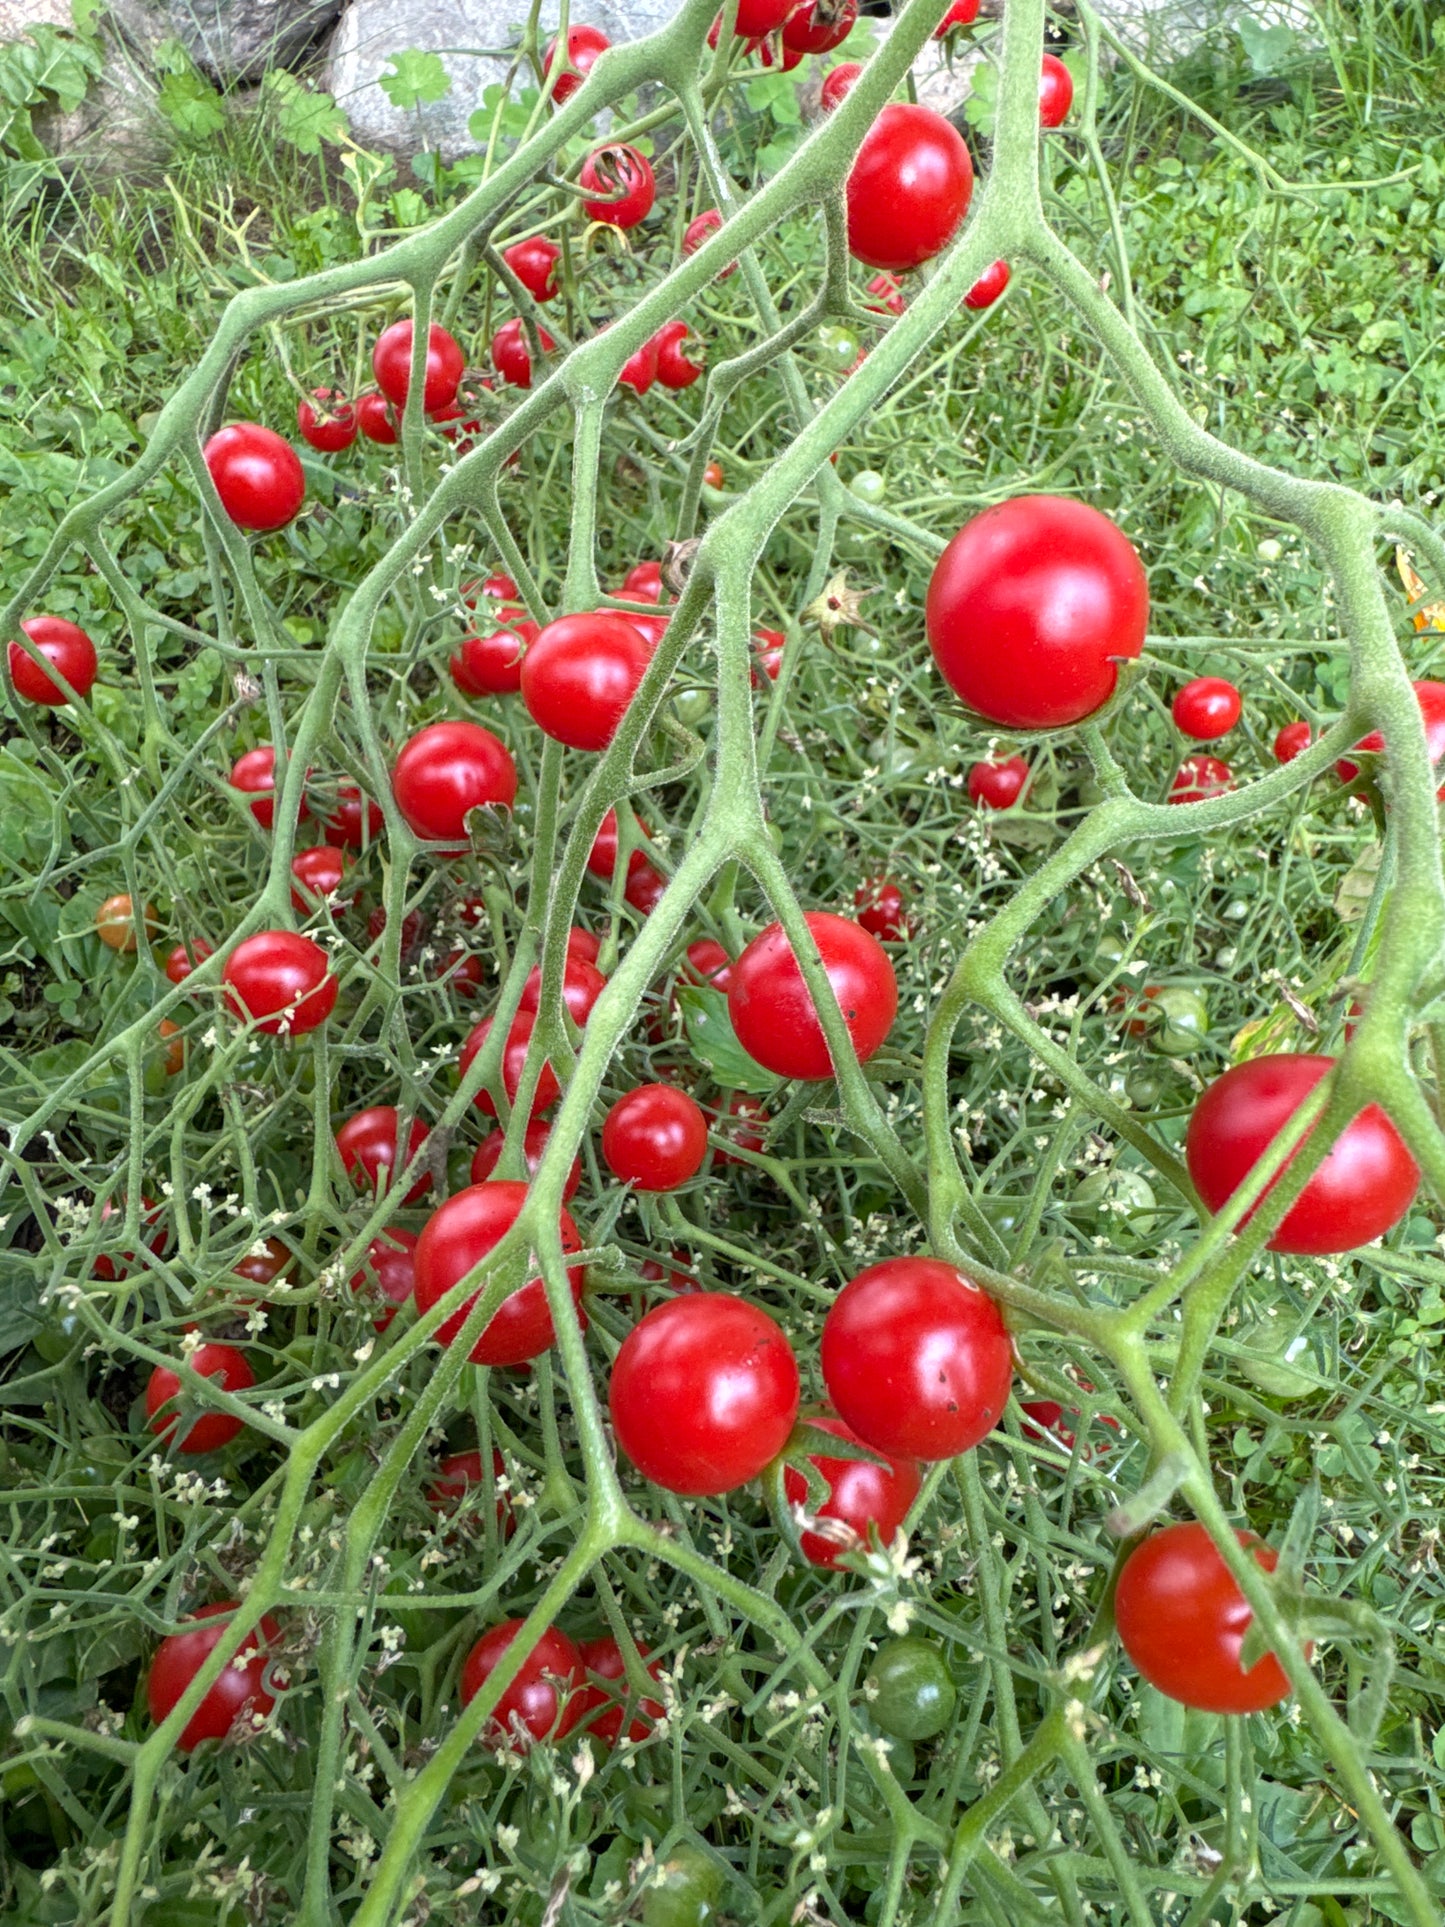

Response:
(3, 1), (1445, 1922)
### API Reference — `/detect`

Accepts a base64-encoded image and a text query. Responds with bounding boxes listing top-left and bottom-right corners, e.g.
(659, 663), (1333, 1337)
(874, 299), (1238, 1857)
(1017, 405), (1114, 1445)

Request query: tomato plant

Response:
(371, 318), (465, 414)
(520, 611), (654, 751)
(609, 1293), (799, 1495)
(459, 1621), (584, 1746)
(202, 422), (305, 531)
(391, 719), (517, 848)
(222, 930), (337, 1034)
(1172, 675), (1242, 740)
(146, 1344), (254, 1454)
(335, 1105), (431, 1203)
(864, 1634), (956, 1740)
(580, 144), (656, 229)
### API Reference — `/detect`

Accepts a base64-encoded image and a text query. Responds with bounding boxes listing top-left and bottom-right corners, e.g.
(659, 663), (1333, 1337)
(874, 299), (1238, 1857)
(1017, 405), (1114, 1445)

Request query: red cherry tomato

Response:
(865, 271), (906, 317)
(1173, 677), (1242, 741)
(461, 1621), (584, 1746)
(296, 388), (357, 452)
(683, 938), (733, 990)
(451, 608), (539, 697)
(726, 0), (793, 33)
(576, 1636), (664, 1746)
(820, 1257), (1012, 1461)
(90, 1194), (168, 1281)
(626, 860), (667, 915)
(853, 877), (910, 942)
(622, 558), (664, 599)
(1039, 53), (1074, 127)
(751, 625), (787, 684)
(227, 1237), (292, 1293)
(413, 1180), (585, 1365)
(290, 845), (350, 916)
(459, 1009), (561, 1118)
(1169, 753), (1233, 802)
(963, 258), (1010, 309)
(501, 234), (562, 300)
(782, 0), (857, 53)
(934, 0), (979, 32)
(609, 1292), (800, 1495)
(587, 807), (654, 885)
(1017, 1397), (1119, 1456)
(470, 573), (520, 603)
(1115, 1523), (1300, 1714)
(230, 745), (307, 830)
(1185, 1051), (1419, 1254)
(703, 459), (725, 488)
(470, 1118), (582, 1199)
(492, 317), (556, 389)
(521, 612), (654, 752)
(1273, 720), (1312, 764)
(355, 391), (399, 444)
(653, 320), (705, 390)
(543, 22), (609, 102)
(203, 423), (305, 532)
(518, 955), (608, 1026)
(431, 947), (485, 998)
(165, 939), (213, 986)
(158, 1015), (184, 1073)
(819, 60), (861, 110)
(223, 931), (337, 1036)
(580, 144), (655, 228)
(728, 911), (897, 1081)
(845, 103), (973, 272)
(426, 1446), (513, 1536)
(1337, 679), (1445, 798)
(336, 1105), (431, 1204)
(683, 207), (738, 280)
(349, 1227), (418, 1331)
(368, 904), (425, 954)
(967, 755), (1030, 809)
(392, 720), (517, 851)
(926, 495), (1148, 729)
(146, 1343), (255, 1454)
(567, 926), (601, 964)
(710, 1090), (770, 1165)
(602, 1084), (709, 1191)
(783, 1416), (920, 1569)
(8, 616), (97, 705)
(324, 784), (385, 849)
(372, 319), (465, 414)
(147, 1603), (282, 1751)
(618, 335), (659, 396)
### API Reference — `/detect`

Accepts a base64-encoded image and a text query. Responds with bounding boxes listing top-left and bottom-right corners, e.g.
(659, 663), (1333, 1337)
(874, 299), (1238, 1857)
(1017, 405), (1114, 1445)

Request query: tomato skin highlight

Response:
(502, 234), (562, 300)
(296, 388), (357, 452)
(1038, 52), (1073, 126)
(350, 1228), (418, 1331)
(728, 910), (897, 1081)
(576, 1636), (664, 1745)
(413, 1180), (585, 1366)
(223, 931), (337, 1035)
(203, 423), (305, 532)
(580, 144), (656, 228)
(1185, 1051), (1419, 1254)
(391, 720), (517, 850)
(459, 1009), (561, 1118)
(845, 103), (973, 272)
(460, 1621), (584, 1745)
(783, 1416), (920, 1568)
(602, 1083), (710, 1191)
(470, 1119), (582, 1199)
(1172, 676), (1242, 741)
(521, 612), (654, 752)
(372, 319), (465, 414)
(926, 495), (1149, 729)
(610, 1292), (800, 1496)
(820, 1257), (1013, 1461)
(9, 616), (98, 705)
(1337, 679), (1445, 798)
(967, 755), (1030, 809)
(147, 1603), (282, 1752)
(146, 1344), (255, 1455)
(819, 60), (861, 110)
(1115, 1522), (1300, 1713)
(963, 258), (1010, 309)
(1169, 753), (1233, 802)
(543, 23), (609, 102)
(1273, 719), (1312, 764)
(335, 1105), (431, 1204)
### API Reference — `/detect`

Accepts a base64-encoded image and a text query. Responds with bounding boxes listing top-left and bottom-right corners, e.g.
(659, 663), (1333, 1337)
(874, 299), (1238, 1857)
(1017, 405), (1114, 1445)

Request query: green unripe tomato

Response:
(642, 1843), (724, 1927)
(1149, 985), (1208, 1056)
(816, 323), (860, 371)
(1124, 1067), (1163, 1109)
(673, 688), (713, 727)
(1091, 931), (1129, 973)
(32, 1309), (85, 1364)
(849, 469), (886, 505)
(864, 1635), (956, 1741)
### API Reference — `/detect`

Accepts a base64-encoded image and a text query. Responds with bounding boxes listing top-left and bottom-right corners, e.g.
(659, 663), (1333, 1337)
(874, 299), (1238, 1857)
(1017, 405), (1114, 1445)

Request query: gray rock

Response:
(324, 0), (677, 160)
(1088, 0), (1316, 65)
(0, 0), (73, 38)
(108, 0), (341, 81)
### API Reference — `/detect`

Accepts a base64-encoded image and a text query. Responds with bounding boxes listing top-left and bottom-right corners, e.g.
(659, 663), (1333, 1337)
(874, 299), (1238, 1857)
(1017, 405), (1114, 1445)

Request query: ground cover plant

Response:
(3, 0), (1445, 1922)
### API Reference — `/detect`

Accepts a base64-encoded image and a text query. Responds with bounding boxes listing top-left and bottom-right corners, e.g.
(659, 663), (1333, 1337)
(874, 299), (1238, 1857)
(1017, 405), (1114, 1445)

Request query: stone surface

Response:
(324, 0), (676, 159)
(31, 53), (171, 173)
(1089, 0), (1316, 64)
(0, 0), (74, 37)
(108, 0), (341, 81)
